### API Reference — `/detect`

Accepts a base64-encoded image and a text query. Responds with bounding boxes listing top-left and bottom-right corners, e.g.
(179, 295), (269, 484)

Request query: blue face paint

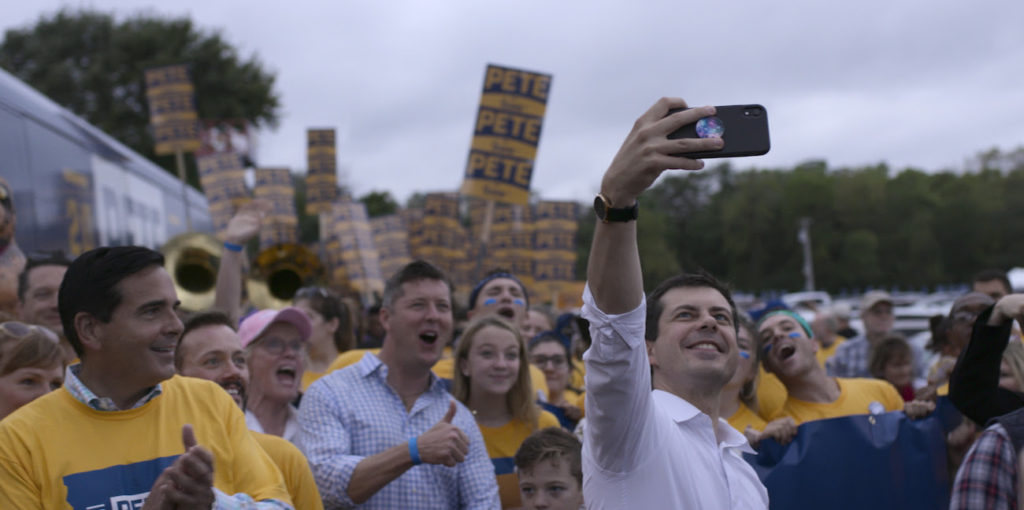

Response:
(739, 351), (751, 359)
(513, 298), (525, 307)
(483, 298), (497, 306)
(788, 332), (802, 339)
(762, 344), (772, 354)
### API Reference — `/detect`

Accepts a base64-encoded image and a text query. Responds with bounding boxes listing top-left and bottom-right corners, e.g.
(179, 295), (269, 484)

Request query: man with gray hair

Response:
(827, 291), (927, 381)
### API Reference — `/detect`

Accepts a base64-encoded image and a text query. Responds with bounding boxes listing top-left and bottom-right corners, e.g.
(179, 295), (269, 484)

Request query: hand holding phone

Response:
(667, 104), (770, 158)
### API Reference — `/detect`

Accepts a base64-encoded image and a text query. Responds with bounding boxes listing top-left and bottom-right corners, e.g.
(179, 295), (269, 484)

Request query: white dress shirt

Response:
(246, 406), (300, 443)
(580, 284), (769, 510)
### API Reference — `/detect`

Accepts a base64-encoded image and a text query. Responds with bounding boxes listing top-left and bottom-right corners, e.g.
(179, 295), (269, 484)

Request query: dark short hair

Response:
(381, 260), (452, 311)
(972, 269), (1012, 295)
(294, 286), (354, 352)
(176, 310), (236, 371)
(468, 268), (529, 311)
(869, 335), (912, 379)
(514, 427), (583, 487)
(18, 252), (72, 303)
(645, 270), (739, 342)
(58, 246), (166, 358)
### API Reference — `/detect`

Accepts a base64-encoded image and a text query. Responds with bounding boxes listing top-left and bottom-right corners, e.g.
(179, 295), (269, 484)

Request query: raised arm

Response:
(583, 98), (723, 472)
(587, 99), (720, 311)
(213, 200), (269, 325)
(949, 294), (1024, 424)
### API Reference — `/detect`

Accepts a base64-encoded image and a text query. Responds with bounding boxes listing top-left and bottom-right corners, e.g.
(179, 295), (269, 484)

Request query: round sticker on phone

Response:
(696, 116), (725, 139)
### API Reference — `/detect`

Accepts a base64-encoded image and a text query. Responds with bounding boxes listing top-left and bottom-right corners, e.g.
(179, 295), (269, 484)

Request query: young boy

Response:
(514, 427), (584, 510)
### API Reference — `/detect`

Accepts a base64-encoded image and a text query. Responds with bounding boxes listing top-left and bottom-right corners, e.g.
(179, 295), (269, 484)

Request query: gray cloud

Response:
(6, 1), (1023, 204)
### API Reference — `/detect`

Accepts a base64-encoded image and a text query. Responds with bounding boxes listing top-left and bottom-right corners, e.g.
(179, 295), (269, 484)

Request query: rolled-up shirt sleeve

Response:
(581, 283), (654, 474)
(297, 381), (362, 509)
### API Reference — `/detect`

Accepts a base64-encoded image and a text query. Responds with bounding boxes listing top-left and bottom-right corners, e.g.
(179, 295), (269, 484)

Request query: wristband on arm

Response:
(408, 437), (422, 465)
(223, 241), (244, 252)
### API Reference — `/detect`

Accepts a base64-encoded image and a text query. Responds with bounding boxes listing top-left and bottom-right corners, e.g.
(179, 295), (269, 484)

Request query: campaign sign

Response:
(306, 129), (338, 214)
(461, 64), (552, 206)
(144, 65), (200, 155)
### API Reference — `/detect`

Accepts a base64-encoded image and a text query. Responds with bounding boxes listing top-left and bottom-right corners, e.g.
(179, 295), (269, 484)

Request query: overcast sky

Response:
(6, 1), (1024, 205)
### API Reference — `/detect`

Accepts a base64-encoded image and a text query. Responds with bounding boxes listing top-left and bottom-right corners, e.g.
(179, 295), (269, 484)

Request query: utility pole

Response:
(798, 217), (815, 291)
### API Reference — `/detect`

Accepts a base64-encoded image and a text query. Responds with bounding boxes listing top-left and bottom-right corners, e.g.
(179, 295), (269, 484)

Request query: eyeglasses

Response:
(530, 354), (567, 368)
(254, 336), (306, 355)
(951, 311), (979, 325)
(0, 321), (60, 343)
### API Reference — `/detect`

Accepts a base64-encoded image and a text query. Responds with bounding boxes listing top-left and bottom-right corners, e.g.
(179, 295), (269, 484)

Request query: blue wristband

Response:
(408, 437), (422, 466)
(223, 241), (243, 252)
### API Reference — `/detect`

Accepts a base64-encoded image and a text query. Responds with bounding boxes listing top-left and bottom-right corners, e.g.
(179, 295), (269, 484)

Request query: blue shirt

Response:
(297, 352), (500, 509)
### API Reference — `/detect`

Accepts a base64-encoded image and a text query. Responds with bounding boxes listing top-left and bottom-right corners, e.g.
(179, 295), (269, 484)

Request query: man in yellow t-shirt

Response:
(757, 310), (917, 426)
(175, 309), (323, 510)
(0, 246), (291, 509)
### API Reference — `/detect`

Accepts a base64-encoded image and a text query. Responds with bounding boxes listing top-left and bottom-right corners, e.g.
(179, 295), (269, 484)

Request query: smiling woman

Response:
(0, 317), (65, 420)
(453, 316), (560, 509)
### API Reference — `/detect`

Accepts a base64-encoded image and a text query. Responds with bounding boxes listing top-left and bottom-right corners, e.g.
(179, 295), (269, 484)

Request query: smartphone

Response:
(667, 104), (770, 158)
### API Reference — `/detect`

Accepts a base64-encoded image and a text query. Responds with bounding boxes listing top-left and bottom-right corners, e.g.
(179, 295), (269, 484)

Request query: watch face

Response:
(593, 195), (608, 220)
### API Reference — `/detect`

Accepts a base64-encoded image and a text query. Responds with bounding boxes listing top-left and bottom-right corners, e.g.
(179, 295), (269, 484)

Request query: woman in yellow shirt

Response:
(453, 316), (560, 509)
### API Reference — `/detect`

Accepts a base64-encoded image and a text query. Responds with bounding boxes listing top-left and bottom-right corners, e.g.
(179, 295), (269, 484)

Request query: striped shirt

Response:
(297, 352), (500, 509)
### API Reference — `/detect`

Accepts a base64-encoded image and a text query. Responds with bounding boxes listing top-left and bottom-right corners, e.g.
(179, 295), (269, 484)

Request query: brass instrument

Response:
(161, 233), (222, 312)
(247, 243), (323, 310)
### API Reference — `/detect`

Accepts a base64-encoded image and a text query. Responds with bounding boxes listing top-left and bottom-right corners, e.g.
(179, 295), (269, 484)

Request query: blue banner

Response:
(746, 398), (962, 510)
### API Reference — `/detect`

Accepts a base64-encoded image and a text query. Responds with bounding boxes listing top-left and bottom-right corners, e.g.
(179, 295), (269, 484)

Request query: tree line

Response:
(573, 148), (1024, 295)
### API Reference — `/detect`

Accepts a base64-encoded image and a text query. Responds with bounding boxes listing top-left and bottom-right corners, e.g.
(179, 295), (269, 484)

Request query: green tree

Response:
(359, 191), (399, 218)
(0, 9), (280, 187)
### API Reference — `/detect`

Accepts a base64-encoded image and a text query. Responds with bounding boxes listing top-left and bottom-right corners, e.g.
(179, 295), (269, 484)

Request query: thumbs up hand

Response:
(415, 401), (471, 467)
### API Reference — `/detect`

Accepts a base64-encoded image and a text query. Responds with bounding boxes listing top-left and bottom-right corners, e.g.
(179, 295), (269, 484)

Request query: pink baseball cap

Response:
(238, 307), (312, 348)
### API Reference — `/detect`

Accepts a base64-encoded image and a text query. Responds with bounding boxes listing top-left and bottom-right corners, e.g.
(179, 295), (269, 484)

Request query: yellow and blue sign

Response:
(306, 129), (338, 215)
(325, 199), (384, 296)
(144, 65), (201, 155)
(253, 168), (298, 249)
(461, 64), (552, 205)
(197, 153), (250, 233)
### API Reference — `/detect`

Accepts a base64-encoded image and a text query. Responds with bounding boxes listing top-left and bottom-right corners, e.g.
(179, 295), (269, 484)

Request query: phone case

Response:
(667, 104), (770, 158)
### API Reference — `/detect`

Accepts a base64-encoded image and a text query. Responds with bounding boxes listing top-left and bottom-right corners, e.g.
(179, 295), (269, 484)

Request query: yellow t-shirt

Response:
(756, 367), (788, 420)
(774, 377), (904, 425)
(815, 337), (846, 367)
(479, 410), (561, 509)
(0, 375), (290, 509)
(569, 357), (586, 389)
(252, 432), (323, 510)
(326, 348), (380, 373)
(728, 402), (768, 433)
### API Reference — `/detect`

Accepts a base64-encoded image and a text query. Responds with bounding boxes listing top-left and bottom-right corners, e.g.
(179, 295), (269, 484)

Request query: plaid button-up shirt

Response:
(950, 422), (1017, 510)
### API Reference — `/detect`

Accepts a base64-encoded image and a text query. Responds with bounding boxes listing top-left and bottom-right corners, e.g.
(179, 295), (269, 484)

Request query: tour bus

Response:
(0, 66), (211, 256)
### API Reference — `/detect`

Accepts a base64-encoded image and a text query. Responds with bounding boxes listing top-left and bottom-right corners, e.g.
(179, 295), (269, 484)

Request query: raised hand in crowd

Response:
(143, 425), (215, 510)
(904, 399), (937, 419)
(214, 199), (271, 323)
(224, 199), (271, 246)
(417, 400), (471, 467)
(989, 294), (1024, 327)
(745, 417), (798, 448)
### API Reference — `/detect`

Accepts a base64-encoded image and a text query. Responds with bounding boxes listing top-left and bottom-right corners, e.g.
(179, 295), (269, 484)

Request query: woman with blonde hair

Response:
(453, 315), (560, 509)
(0, 318), (65, 420)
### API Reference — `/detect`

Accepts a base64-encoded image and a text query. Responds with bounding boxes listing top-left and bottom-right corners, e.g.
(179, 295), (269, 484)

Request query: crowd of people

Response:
(0, 98), (1022, 509)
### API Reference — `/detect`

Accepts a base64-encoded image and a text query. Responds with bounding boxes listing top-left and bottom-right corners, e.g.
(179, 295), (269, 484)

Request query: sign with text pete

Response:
(461, 64), (552, 206)
(144, 64), (201, 155)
